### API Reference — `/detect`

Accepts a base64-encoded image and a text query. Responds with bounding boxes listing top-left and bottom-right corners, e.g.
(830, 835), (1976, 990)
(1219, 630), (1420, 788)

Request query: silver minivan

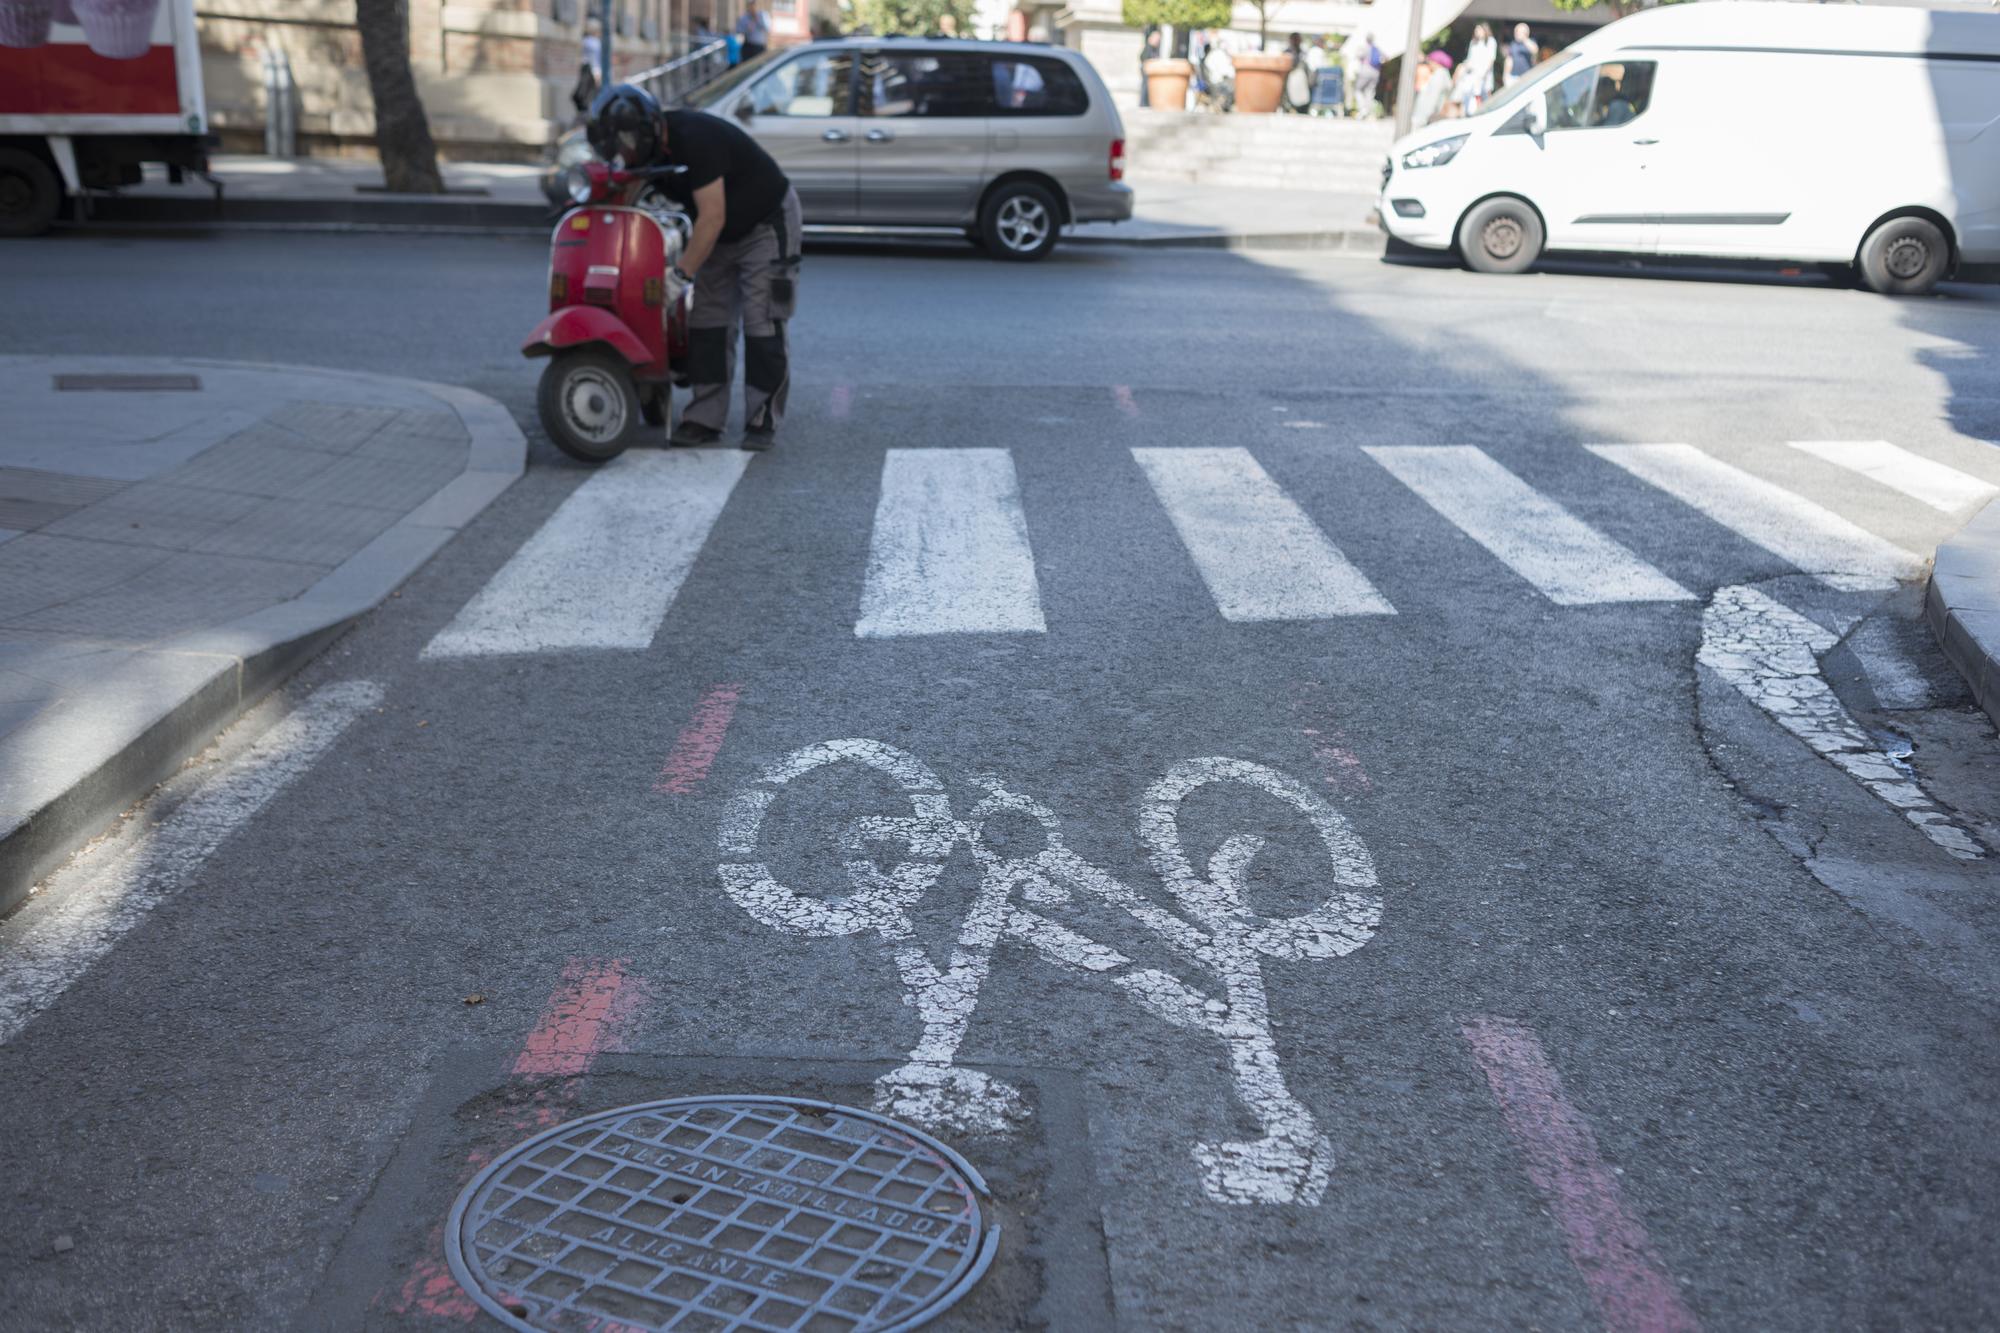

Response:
(688, 37), (1133, 261)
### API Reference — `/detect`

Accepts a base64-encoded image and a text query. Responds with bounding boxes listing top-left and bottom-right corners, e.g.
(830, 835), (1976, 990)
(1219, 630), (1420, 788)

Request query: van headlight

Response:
(1401, 134), (1469, 170)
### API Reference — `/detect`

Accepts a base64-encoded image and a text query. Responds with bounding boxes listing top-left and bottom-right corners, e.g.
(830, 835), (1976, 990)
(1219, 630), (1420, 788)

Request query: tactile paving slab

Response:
(446, 1096), (998, 1333)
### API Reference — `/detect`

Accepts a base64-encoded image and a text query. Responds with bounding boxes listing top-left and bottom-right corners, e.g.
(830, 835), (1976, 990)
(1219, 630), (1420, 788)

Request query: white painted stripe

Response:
(1700, 587), (1979, 859)
(855, 449), (1046, 637)
(423, 450), (750, 658)
(1364, 446), (1691, 605)
(1134, 447), (1394, 620)
(1590, 443), (1923, 592)
(1788, 440), (2000, 515)
(0, 681), (384, 1047)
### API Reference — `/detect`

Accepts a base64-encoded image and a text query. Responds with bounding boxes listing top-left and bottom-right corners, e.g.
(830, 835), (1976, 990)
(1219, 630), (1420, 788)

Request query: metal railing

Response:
(631, 39), (733, 108)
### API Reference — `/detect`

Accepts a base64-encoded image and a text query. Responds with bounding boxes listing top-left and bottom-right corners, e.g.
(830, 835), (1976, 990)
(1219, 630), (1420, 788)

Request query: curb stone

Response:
(0, 360), (526, 916)
(1925, 494), (2000, 730)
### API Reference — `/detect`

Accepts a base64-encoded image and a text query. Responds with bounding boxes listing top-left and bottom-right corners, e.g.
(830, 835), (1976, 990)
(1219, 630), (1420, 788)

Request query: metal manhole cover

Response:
(446, 1096), (998, 1333)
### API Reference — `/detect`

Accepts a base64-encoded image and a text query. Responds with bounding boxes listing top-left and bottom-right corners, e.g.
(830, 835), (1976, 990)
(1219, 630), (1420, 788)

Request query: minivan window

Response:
(864, 52), (993, 117)
(1545, 60), (1656, 129)
(743, 50), (854, 116)
(685, 49), (781, 108)
(990, 57), (1089, 116)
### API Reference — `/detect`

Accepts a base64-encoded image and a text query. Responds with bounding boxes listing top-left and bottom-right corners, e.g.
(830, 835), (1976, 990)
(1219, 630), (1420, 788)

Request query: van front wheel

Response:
(1858, 216), (1949, 296)
(1458, 197), (1543, 275)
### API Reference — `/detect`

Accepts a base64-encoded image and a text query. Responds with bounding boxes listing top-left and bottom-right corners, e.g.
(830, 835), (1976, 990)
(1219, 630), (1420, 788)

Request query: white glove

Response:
(665, 264), (694, 310)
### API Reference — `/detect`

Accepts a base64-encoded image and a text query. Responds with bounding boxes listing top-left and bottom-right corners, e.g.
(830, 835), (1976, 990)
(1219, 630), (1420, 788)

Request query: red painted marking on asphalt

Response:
(1112, 384), (1139, 418)
(1291, 685), (1373, 793)
(380, 960), (655, 1321)
(1299, 726), (1373, 793)
(1462, 1015), (1701, 1333)
(513, 958), (640, 1078)
(395, 1250), (481, 1321)
(655, 682), (743, 794)
(830, 384), (853, 418)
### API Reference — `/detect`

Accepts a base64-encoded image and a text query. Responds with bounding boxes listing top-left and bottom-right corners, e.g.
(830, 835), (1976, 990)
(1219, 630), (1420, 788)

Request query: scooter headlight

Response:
(566, 164), (594, 204)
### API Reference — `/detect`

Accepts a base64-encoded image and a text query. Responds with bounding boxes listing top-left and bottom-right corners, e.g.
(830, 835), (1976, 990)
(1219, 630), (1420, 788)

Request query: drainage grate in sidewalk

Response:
(53, 374), (202, 392)
(446, 1096), (997, 1333)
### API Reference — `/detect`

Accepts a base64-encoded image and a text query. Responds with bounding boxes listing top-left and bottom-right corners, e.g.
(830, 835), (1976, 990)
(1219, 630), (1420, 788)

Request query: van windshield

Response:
(1467, 48), (1580, 117)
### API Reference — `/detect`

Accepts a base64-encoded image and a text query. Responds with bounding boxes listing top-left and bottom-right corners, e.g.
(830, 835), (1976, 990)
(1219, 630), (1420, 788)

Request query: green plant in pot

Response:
(1125, 0), (1231, 111)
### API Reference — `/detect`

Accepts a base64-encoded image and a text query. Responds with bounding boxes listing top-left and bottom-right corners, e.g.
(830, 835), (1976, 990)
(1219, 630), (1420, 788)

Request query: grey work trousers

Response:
(683, 186), (801, 433)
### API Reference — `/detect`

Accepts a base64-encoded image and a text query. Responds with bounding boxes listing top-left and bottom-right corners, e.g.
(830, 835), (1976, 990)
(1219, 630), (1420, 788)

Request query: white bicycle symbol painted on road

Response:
(717, 740), (1384, 1206)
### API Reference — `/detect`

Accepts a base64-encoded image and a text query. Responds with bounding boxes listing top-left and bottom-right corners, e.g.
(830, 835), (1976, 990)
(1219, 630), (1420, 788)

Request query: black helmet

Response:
(586, 83), (664, 167)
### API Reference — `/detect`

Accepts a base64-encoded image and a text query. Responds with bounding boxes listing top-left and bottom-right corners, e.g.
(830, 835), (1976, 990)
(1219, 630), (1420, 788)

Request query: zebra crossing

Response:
(1135, 447), (1395, 620)
(420, 440), (1988, 658)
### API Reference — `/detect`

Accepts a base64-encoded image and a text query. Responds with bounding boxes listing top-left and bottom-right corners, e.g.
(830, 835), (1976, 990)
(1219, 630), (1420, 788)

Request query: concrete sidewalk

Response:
(95, 154), (1382, 252)
(1074, 179), (1379, 252)
(0, 357), (524, 915)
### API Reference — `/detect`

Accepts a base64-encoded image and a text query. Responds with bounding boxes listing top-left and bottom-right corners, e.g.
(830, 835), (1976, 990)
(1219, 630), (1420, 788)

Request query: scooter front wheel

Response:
(537, 348), (641, 464)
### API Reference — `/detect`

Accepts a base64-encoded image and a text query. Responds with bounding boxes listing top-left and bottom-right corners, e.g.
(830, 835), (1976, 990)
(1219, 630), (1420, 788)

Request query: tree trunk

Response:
(355, 0), (444, 194)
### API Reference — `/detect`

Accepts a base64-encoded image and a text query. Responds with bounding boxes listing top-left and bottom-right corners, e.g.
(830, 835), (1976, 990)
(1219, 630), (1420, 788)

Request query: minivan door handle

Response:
(865, 129), (895, 143)
(822, 129), (850, 143)
(1632, 137), (1660, 145)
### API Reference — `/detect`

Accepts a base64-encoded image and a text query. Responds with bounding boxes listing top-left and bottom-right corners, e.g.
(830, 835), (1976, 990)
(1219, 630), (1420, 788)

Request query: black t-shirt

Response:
(660, 109), (790, 243)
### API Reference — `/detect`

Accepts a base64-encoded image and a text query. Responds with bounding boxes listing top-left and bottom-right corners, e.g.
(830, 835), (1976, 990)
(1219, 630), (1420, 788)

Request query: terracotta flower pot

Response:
(0, 0), (53, 49)
(1143, 57), (1193, 113)
(72, 0), (160, 58)
(1231, 52), (1292, 114)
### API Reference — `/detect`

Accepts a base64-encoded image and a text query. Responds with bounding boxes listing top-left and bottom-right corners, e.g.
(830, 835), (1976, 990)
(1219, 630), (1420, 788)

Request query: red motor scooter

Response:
(524, 159), (694, 463)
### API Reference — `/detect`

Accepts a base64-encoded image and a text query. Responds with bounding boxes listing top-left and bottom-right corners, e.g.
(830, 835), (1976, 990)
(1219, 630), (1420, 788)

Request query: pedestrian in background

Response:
(1413, 49), (1452, 126)
(1504, 23), (1536, 85)
(736, 0), (769, 60)
(1347, 31), (1380, 117)
(571, 54), (600, 122)
(1463, 22), (1497, 112)
(1283, 33), (1312, 113)
(1139, 28), (1161, 107)
(1201, 34), (1235, 111)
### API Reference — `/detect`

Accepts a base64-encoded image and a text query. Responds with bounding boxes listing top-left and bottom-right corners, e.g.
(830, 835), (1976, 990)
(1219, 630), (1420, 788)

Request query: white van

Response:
(1377, 2), (2000, 293)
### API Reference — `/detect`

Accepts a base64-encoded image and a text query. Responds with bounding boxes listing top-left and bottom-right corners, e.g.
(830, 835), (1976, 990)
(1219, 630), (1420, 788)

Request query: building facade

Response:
(198, 0), (827, 160)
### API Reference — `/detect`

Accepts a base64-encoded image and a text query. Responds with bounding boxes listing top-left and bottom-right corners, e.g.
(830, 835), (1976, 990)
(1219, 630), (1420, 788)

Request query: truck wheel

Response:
(537, 348), (640, 464)
(980, 181), (1060, 262)
(1457, 196), (1543, 275)
(1857, 215), (1949, 296)
(0, 148), (61, 239)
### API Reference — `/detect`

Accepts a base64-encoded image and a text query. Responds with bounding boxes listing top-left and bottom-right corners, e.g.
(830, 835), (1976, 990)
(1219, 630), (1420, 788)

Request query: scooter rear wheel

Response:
(538, 348), (640, 464)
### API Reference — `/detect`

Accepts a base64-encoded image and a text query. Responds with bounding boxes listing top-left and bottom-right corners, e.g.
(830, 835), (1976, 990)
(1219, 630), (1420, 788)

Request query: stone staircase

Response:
(1121, 110), (1396, 195)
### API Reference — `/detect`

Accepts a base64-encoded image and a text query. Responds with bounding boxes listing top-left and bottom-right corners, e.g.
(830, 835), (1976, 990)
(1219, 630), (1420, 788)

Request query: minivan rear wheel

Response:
(1457, 196), (1543, 275)
(1857, 215), (1949, 296)
(980, 181), (1060, 262)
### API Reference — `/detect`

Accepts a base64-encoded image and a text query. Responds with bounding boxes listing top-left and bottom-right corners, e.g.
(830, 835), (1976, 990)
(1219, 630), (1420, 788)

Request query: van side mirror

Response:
(734, 100), (755, 123)
(1496, 99), (1546, 145)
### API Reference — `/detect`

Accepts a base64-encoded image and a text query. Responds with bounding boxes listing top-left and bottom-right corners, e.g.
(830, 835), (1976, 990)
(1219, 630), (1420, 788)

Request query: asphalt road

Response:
(3, 230), (2000, 1331)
